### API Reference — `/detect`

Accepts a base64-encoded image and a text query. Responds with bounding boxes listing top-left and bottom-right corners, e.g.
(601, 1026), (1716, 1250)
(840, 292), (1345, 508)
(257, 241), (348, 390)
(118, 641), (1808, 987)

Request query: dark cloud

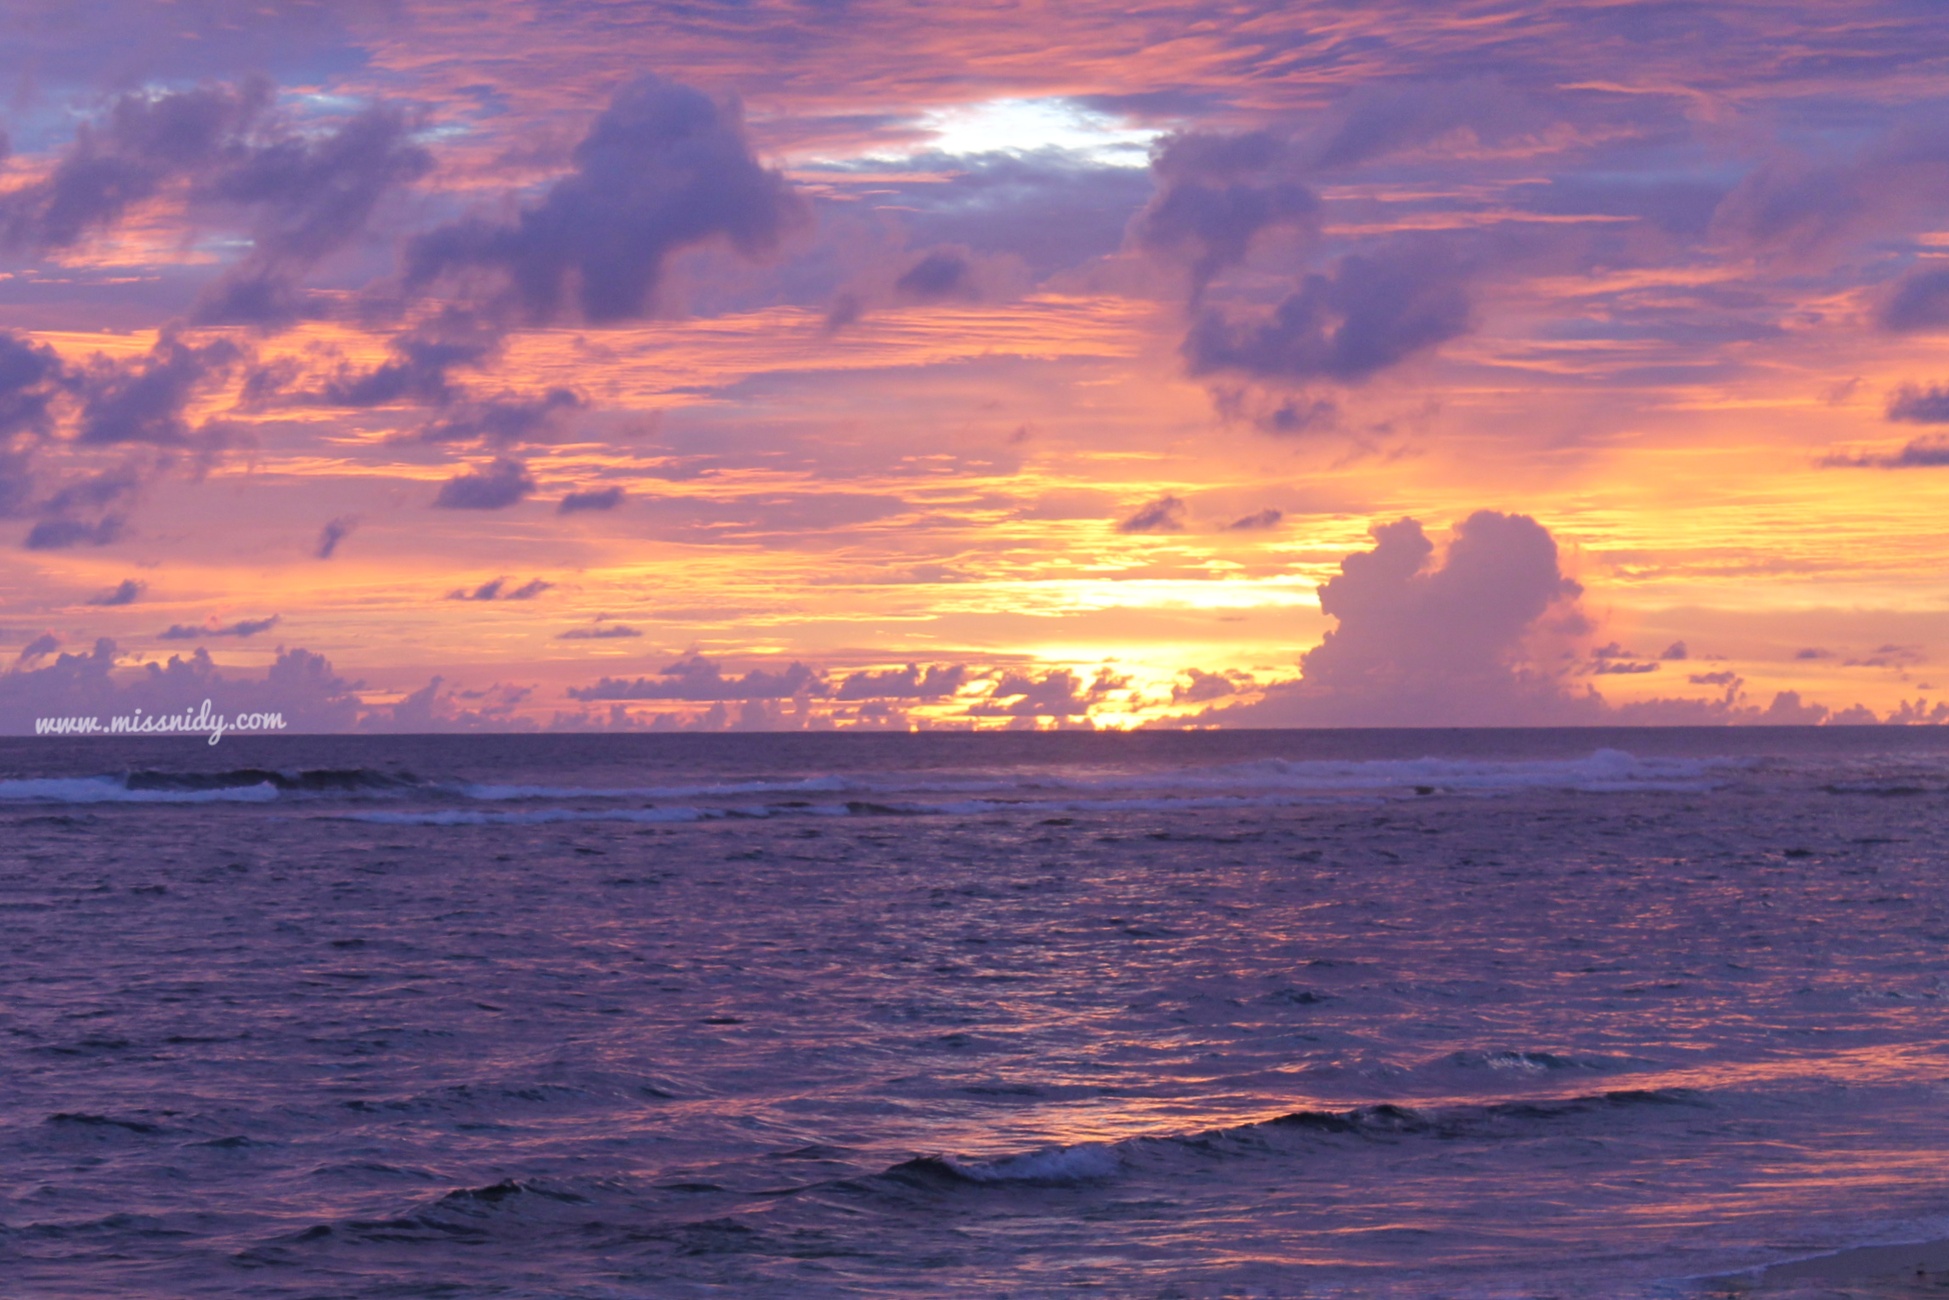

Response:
(158, 614), (280, 640)
(0, 448), (35, 522)
(833, 663), (967, 700)
(1879, 266), (1949, 332)
(23, 458), (149, 550)
(0, 331), (69, 523)
(445, 577), (552, 602)
(821, 291), (864, 331)
(558, 485), (625, 514)
(16, 632), (60, 667)
(433, 457), (535, 510)
(0, 330), (68, 444)
(967, 667), (1123, 719)
(315, 515), (357, 559)
(559, 624), (643, 640)
(1659, 641), (1689, 661)
(405, 74), (805, 324)
(567, 653), (828, 701)
(310, 320), (500, 409)
(1117, 494), (1186, 534)
(24, 515), (124, 550)
(1845, 643), (1925, 668)
(74, 329), (242, 447)
(1225, 507), (1283, 531)
(1887, 383), (1949, 423)
(893, 247), (978, 302)
(0, 80), (272, 253)
(0, 80), (427, 330)
(85, 578), (145, 606)
(1254, 397), (1339, 435)
(1204, 511), (1593, 726)
(1132, 129), (1316, 300)
(1172, 668), (1249, 704)
(1313, 78), (1540, 171)
(413, 388), (583, 447)
(1183, 244), (1470, 384)
(1822, 437), (1949, 469)
(189, 105), (433, 329)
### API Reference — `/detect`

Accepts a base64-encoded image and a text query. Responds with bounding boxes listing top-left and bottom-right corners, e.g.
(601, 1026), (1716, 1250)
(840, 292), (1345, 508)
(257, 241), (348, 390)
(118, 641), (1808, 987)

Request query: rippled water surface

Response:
(5, 728), (1949, 1297)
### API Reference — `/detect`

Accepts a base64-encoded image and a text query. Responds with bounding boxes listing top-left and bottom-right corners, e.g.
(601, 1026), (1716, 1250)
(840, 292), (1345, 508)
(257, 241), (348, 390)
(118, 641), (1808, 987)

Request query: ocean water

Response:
(4, 728), (1949, 1297)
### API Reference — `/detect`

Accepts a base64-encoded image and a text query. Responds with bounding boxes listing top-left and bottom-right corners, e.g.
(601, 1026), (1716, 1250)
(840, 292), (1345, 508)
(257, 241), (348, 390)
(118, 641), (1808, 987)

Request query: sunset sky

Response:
(5, 0), (1949, 731)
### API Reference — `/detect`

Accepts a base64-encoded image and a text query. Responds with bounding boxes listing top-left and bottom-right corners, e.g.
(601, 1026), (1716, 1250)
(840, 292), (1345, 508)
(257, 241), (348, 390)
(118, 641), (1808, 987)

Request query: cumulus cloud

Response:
(405, 74), (805, 324)
(1172, 667), (1252, 703)
(0, 639), (362, 735)
(371, 678), (539, 733)
(834, 663), (968, 700)
(567, 653), (827, 701)
(433, 457), (534, 509)
(967, 666), (1124, 719)
(558, 485), (625, 514)
(1117, 494), (1186, 533)
(1201, 510), (1591, 726)
(86, 578), (145, 606)
(1183, 244), (1471, 384)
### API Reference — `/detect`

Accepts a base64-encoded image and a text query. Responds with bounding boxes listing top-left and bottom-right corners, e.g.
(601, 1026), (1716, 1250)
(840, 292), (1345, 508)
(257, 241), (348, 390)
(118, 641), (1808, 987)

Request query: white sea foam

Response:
(345, 806), (717, 826)
(944, 1143), (1123, 1184)
(856, 748), (1734, 800)
(442, 751), (1730, 809)
(459, 776), (850, 802)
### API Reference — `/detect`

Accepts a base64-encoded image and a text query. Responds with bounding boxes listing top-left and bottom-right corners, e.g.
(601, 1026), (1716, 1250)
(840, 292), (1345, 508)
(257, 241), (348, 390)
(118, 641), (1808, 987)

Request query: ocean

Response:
(3, 728), (1949, 1297)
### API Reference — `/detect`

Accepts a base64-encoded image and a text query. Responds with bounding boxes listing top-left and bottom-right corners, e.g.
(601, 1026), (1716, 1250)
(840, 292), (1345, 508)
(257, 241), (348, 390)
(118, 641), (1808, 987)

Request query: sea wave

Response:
(0, 748), (1739, 810)
(0, 775), (282, 803)
(871, 1088), (1707, 1196)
